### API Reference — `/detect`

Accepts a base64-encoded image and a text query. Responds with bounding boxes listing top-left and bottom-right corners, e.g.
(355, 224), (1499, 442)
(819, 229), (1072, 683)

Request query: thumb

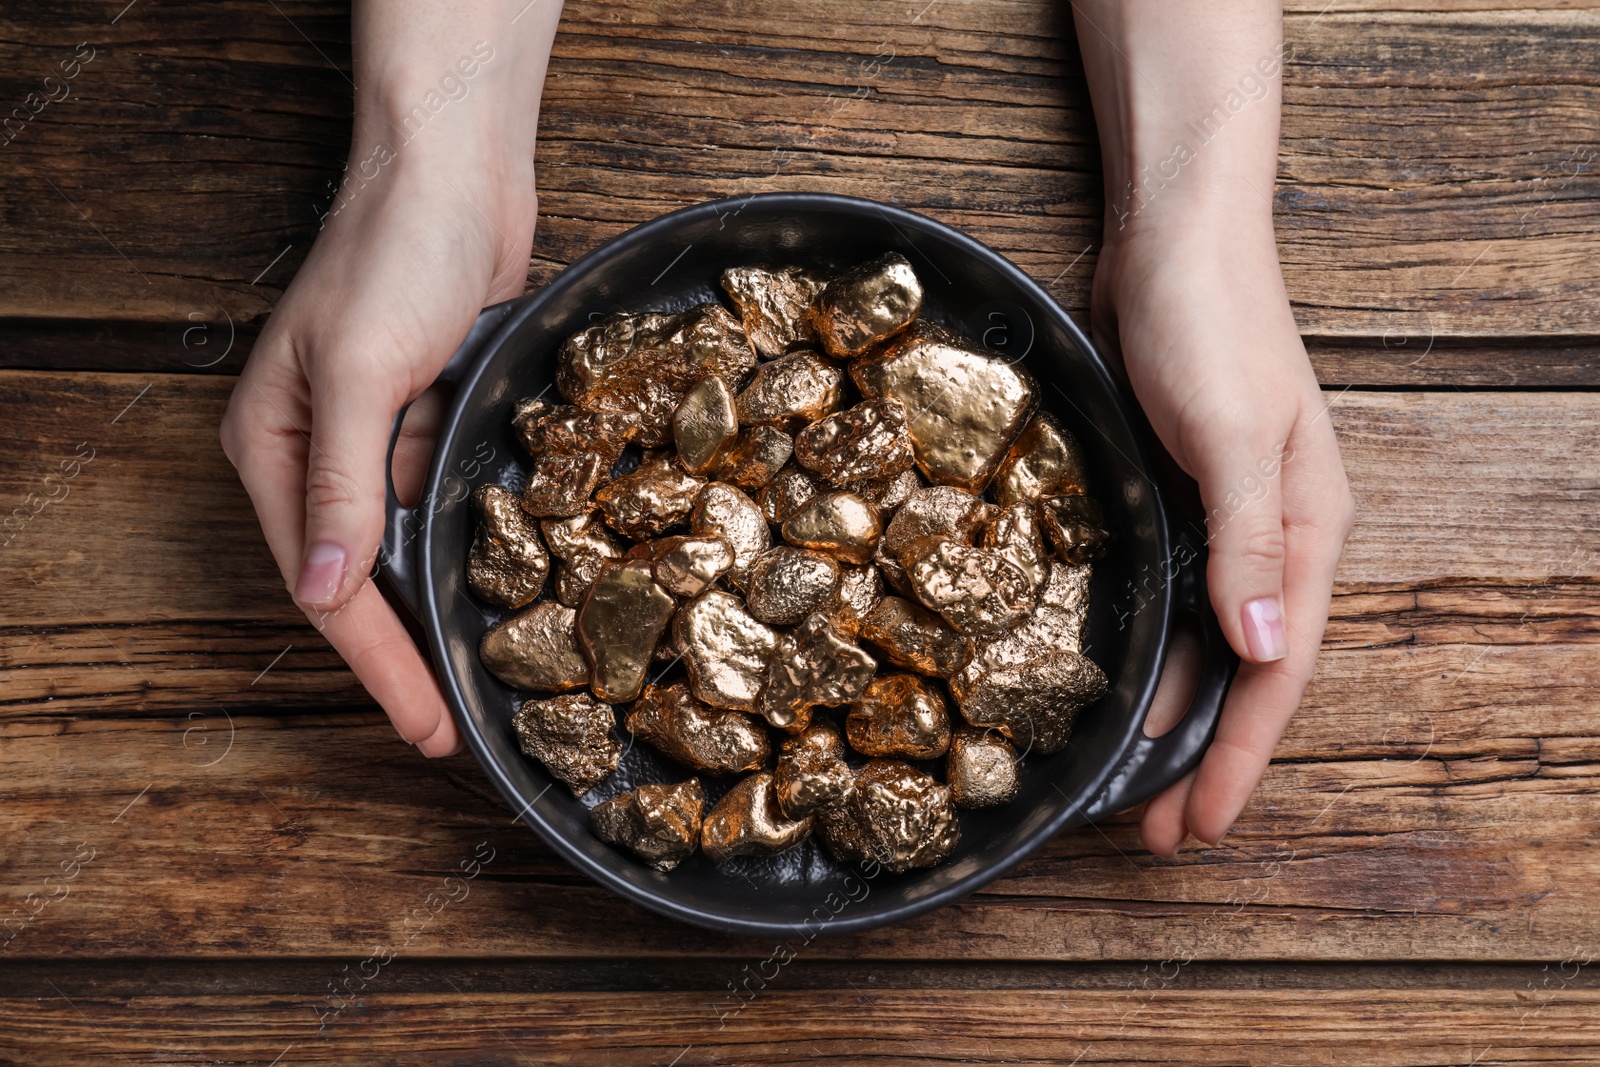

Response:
(1198, 439), (1290, 665)
(294, 357), (405, 613)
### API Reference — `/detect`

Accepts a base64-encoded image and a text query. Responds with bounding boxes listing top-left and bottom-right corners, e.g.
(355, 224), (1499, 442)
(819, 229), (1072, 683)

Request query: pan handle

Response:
(1080, 525), (1238, 821)
(378, 298), (521, 619)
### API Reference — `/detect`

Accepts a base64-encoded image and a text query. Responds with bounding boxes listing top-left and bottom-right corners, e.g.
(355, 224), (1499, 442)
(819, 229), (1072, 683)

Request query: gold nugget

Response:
(847, 467), (923, 512)
(576, 560), (677, 703)
(826, 564), (884, 638)
(735, 351), (844, 426)
(512, 693), (622, 796)
(846, 674), (952, 759)
(468, 485), (550, 608)
(721, 265), (827, 358)
(480, 601), (589, 692)
(1038, 494), (1112, 565)
(905, 538), (1035, 637)
(520, 451), (609, 518)
(625, 681), (769, 776)
(793, 398), (916, 486)
(514, 404), (639, 467)
(540, 511), (621, 608)
(858, 595), (966, 678)
(675, 589), (778, 711)
(950, 649), (1107, 755)
(757, 462), (820, 524)
(982, 501), (1049, 599)
(809, 252), (923, 358)
(672, 377), (740, 475)
(691, 482), (771, 587)
(773, 719), (852, 819)
(781, 490), (882, 565)
(851, 320), (1037, 491)
(745, 546), (841, 626)
(595, 457), (705, 540)
(591, 779), (704, 871)
(645, 534), (736, 598)
(758, 612), (877, 732)
(709, 425), (793, 490)
(991, 411), (1090, 506)
(815, 760), (959, 873)
(946, 727), (1020, 808)
(967, 561), (1092, 672)
(701, 771), (813, 862)
(882, 486), (994, 563)
(558, 305), (756, 447)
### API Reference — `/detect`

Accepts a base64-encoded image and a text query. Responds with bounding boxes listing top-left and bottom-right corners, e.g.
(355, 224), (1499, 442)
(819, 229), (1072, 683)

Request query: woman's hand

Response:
(1072, 0), (1355, 851)
(220, 0), (559, 756)
(1093, 216), (1355, 853)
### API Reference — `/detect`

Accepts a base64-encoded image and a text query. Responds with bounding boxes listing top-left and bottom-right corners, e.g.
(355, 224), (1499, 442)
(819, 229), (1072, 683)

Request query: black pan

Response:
(379, 192), (1235, 936)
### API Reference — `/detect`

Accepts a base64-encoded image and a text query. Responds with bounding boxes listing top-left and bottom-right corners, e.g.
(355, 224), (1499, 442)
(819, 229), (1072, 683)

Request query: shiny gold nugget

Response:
(950, 649), (1107, 755)
(809, 252), (923, 358)
(595, 458), (705, 540)
(645, 534), (736, 598)
(773, 719), (852, 819)
(558, 306), (756, 447)
(468, 485), (550, 608)
(672, 376), (739, 475)
(758, 613), (877, 732)
(826, 563), (884, 638)
(512, 693), (621, 796)
(846, 673), (952, 759)
(625, 681), (769, 776)
(675, 590), (778, 712)
(541, 511), (621, 608)
(735, 351), (843, 426)
(846, 466), (923, 511)
(793, 398), (915, 486)
(967, 561), (1092, 672)
(591, 779), (704, 872)
(781, 490), (882, 565)
(882, 486), (994, 563)
(701, 771), (812, 862)
(691, 483), (771, 588)
(1038, 494), (1112, 565)
(905, 539), (1035, 637)
(520, 451), (608, 518)
(709, 425), (793, 490)
(816, 760), (959, 873)
(721, 264), (826, 358)
(982, 501), (1049, 599)
(576, 560), (677, 703)
(745, 546), (841, 626)
(514, 404), (638, 468)
(859, 595), (966, 678)
(851, 320), (1037, 491)
(480, 601), (589, 692)
(757, 462), (819, 524)
(991, 411), (1090, 506)
(946, 727), (1020, 808)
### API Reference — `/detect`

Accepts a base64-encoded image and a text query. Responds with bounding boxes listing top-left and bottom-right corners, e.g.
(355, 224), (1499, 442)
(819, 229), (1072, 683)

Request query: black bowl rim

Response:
(415, 191), (1177, 935)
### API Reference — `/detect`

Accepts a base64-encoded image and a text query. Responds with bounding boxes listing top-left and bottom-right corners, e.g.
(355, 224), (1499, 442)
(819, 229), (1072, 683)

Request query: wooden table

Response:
(3, 2), (1597, 1063)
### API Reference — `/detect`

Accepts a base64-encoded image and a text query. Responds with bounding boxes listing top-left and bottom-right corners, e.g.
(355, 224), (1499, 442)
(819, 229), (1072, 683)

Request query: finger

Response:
(221, 364), (312, 586)
(1196, 432), (1293, 667)
(1184, 415), (1353, 843)
(1140, 767), (1196, 857)
(310, 579), (462, 757)
(295, 352), (407, 611)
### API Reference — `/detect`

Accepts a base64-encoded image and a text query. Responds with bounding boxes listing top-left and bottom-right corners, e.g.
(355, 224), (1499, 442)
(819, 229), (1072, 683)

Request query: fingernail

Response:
(296, 541), (346, 606)
(1241, 597), (1287, 662)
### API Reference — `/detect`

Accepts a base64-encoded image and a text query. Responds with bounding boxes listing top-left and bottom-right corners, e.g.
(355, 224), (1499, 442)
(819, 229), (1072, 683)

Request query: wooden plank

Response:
(0, 3), (1595, 364)
(2, 976), (1595, 1065)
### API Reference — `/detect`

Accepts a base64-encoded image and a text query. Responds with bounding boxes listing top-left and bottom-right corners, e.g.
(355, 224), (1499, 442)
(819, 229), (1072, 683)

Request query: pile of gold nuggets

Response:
(467, 252), (1110, 875)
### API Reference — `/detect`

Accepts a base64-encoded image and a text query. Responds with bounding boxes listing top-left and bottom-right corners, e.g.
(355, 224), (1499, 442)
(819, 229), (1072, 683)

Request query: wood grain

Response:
(2, 968), (1596, 1065)
(0, 2), (1595, 371)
